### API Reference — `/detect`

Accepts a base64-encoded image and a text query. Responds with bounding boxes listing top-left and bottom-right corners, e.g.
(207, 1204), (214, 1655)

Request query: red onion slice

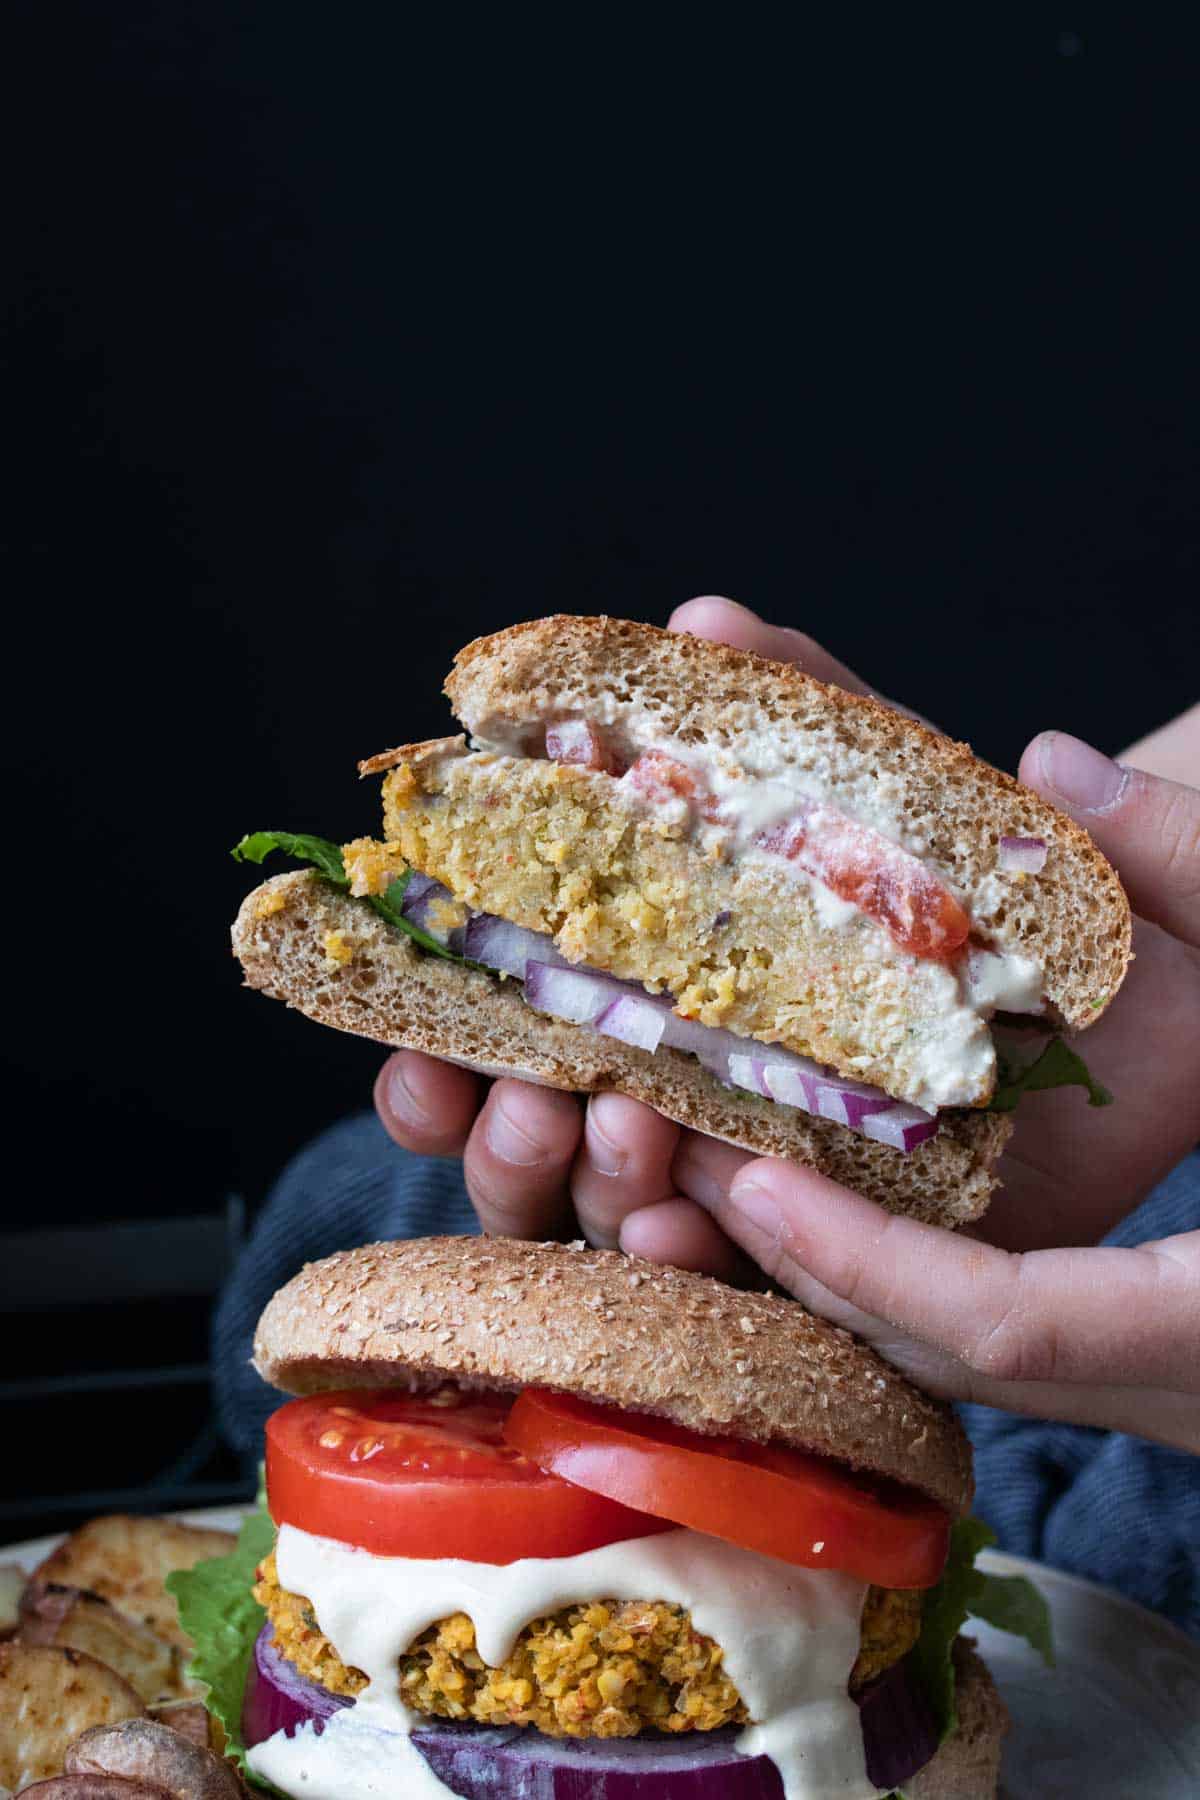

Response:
(859, 1102), (939, 1153)
(404, 884), (940, 1152)
(727, 1052), (769, 1096)
(464, 913), (569, 978)
(399, 872), (460, 946)
(998, 835), (1047, 874)
(525, 960), (625, 1025)
(245, 1625), (938, 1796)
(243, 1626), (788, 1797)
(545, 719), (623, 774)
(811, 1076), (896, 1131)
(855, 1658), (940, 1790)
(594, 993), (671, 1053)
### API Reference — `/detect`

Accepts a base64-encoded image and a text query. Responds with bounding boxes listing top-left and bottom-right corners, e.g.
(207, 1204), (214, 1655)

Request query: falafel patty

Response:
(349, 743), (995, 1109)
(254, 1552), (920, 1740)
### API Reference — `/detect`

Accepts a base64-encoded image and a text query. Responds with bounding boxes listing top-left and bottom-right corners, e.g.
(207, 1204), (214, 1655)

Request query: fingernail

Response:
(586, 1095), (628, 1177)
(676, 594), (756, 620)
(728, 1175), (785, 1244)
(1038, 731), (1128, 814)
(386, 1061), (432, 1131)
(485, 1096), (547, 1167)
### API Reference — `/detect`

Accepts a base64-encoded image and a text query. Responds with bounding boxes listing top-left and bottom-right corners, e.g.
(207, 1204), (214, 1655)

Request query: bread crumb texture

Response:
(233, 871), (1010, 1230)
(441, 615), (1131, 1030)
(379, 751), (993, 1105)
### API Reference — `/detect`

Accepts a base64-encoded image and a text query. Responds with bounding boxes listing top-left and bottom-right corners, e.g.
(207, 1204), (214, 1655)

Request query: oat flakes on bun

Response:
(173, 1237), (1053, 1799)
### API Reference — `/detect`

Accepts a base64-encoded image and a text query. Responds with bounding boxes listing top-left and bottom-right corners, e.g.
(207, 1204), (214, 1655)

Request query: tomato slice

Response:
(266, 1388), (672, 1564)
(621, 751), (968, 962)
(755, 802), (969, 963)
(505, 1390), (950, 1589)
(623, 750), (723, 821)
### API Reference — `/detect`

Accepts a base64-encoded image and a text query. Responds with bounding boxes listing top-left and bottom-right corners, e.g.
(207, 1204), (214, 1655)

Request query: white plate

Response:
(6, 1513), (1199, 1797)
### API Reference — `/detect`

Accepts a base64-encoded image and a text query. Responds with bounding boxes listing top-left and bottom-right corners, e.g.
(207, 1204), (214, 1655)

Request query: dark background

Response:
(5, 11), (1198, 1529)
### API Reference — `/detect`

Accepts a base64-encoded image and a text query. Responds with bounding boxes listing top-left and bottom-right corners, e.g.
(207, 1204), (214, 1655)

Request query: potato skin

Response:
(19, 1586), (190, 1704)
(66, 1719), (245, 1800)
(29, 1518), (235, 1653)
(19, 1780), (165, 1798)
(0, 1643), (144, 1791)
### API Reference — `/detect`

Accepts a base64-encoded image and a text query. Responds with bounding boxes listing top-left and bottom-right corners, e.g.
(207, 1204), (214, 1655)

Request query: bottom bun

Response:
(233, 870), (1010, 1227)
(908, 1642), (1009, 1799)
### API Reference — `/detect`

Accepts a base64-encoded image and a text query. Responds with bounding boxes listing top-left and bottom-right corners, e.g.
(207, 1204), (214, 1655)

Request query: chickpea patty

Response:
(349, 746), (995, 1108)
(254, 1553), (920, 1740)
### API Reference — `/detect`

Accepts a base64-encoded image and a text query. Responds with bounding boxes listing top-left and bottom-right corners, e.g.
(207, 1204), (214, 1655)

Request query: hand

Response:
(374, 596), (1200, 1448)
(638, 605), (1200, 1450)
(372, 596), (871, 1274)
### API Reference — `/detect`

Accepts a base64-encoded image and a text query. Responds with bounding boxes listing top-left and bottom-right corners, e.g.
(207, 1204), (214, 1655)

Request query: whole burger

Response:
(174, 1237), (1051, 1799)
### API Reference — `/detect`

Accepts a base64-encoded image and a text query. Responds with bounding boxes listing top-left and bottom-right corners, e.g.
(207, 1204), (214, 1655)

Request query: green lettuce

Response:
(166, 1499), (278, 1784)
(232, 829), (474, 964)
(988, 1034), (1113, 1112)
(910, 1517), (1054, 1743)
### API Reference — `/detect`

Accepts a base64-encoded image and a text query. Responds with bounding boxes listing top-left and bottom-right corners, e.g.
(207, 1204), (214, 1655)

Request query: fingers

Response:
(668, 596), (876, 697)
(569, 1093), (680, 1248)
(668, 595), (937, 727)
(374, 1051), (482, 1157)
(713, 1156), (1200, 1393)
(1021, 732), (1200, 947)
(672, 1132), (890, 1334)
(461, 1079), (583, 1239)
(618, 1198), (748, 1279)
(1120, 700), (1200, 786)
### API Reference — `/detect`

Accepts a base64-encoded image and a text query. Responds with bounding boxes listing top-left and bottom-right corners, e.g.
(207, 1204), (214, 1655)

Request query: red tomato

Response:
(755, 803), (969, 962)
(266, 1388), (672, 1563)
(624, 755), (968, 961)
(545, 719), (624, 774)
(505, 1390), (951, 1589)
(623, 751), (724, 821)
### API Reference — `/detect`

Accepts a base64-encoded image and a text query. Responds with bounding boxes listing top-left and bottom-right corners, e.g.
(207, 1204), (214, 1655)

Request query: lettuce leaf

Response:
(910, 1517), (1054, 1743)
(232, 829), (472, 964)
(233, 831), (349, 886)
(988, 1034), (1113, 1112)
(166, 1501), (278, 1785)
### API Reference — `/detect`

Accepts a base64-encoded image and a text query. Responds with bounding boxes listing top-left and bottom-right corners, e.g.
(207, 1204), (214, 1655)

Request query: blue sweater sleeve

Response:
(212, 1113), (477, 1462)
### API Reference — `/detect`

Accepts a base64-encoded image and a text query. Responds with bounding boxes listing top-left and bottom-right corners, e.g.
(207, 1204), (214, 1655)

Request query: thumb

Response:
(1020, 730), (1200, 947)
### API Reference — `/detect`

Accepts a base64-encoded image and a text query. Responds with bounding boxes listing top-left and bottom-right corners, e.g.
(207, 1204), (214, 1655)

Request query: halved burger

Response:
(171, 1237), (1051, 1798)
(232, 616), (1127, 1227)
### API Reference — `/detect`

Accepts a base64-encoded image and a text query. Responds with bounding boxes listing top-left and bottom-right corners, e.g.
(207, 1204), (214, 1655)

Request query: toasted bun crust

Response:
(909, 1641), (1008, 1798)
(442, 616), (1131, 1031)
(234, 871), (1011, 1227)
(253, 1233), (973, 1515)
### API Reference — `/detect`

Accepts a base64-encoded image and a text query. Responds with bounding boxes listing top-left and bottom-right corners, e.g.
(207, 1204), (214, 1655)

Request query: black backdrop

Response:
(8, 10), (1200, 1240)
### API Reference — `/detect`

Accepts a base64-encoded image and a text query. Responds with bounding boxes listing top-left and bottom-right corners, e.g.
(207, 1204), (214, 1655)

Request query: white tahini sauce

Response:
(246, 1525), (884, 1800)
(468, 709), (1050, 1109)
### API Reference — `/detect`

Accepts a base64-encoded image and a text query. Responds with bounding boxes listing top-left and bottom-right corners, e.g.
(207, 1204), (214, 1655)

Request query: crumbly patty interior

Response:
(254, 1553), (920, 1738)
(362, 750), (996, 1109)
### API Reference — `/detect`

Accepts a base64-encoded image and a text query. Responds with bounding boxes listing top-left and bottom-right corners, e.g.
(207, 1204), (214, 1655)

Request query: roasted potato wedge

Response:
(18, 1778), (167, 1797)
(0, 1643), (144, 1792)
(29, 1518), (235, 1653)
(66, 1720), (245, 1800)
(145, 1699), (210, 1747)
(19, 1587), (192, 1704)
(0, 1565), (22, 1641)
